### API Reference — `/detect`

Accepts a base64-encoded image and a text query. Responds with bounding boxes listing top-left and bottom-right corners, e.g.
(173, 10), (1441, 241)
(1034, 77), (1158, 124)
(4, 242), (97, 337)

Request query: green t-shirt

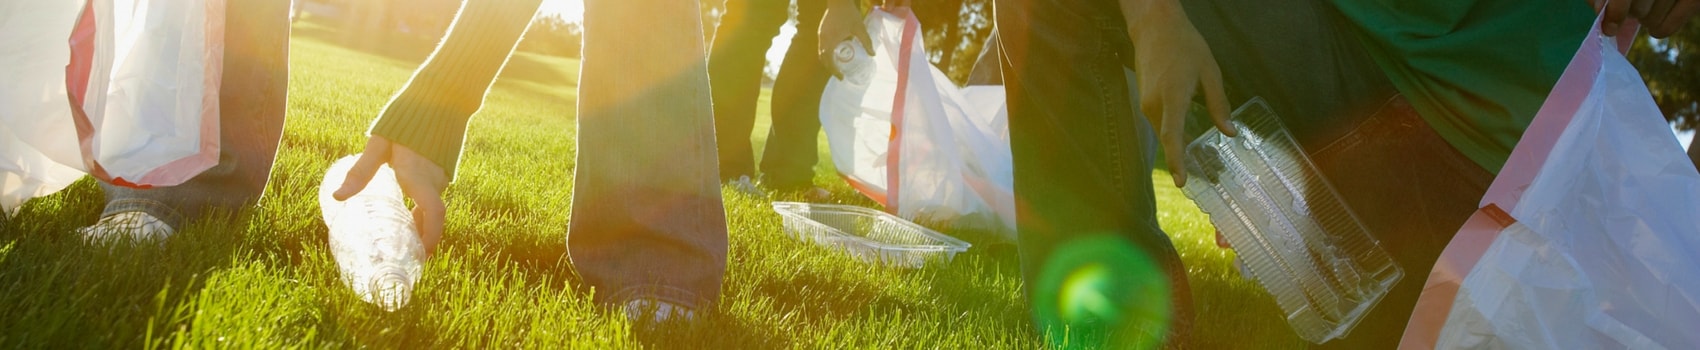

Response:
(1328, 0), (1596, 173)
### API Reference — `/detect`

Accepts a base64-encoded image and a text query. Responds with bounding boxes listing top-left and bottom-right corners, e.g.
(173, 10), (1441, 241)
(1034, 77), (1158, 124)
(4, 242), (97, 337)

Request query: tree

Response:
(1627, 19), (1700, 163)
(911, 0), (994, 85)
(1629, 24), (1700, 130)
(518, 14), (583, 58)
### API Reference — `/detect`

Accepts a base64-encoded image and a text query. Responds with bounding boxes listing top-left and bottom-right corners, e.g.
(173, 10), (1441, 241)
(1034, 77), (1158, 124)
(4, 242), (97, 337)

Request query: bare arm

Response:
(336, 0), (543, 256)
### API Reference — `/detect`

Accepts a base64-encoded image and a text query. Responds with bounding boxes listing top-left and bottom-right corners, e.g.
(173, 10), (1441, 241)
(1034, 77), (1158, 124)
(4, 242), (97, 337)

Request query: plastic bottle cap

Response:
(372, 271), (413, 312)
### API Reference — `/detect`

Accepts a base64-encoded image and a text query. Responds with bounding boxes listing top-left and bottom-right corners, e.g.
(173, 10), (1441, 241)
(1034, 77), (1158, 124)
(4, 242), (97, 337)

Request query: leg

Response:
(570, 0), (728, 310)
(95, 0), (291, 230)
(757, 0), (830, 190)
(971, 31), (1160, 166)
(707, 0), (789, 181)
(995, 0), (1192, 345)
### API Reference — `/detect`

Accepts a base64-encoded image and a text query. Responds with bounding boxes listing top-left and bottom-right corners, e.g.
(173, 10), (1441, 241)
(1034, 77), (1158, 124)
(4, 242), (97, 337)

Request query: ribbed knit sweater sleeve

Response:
(367, 0), (543, 180)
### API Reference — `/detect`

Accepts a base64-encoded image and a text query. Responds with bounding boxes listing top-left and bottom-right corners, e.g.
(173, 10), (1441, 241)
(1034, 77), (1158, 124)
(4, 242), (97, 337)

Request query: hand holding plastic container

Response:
(1180, 98), (1402, 343)
(319, 155), (426, 312)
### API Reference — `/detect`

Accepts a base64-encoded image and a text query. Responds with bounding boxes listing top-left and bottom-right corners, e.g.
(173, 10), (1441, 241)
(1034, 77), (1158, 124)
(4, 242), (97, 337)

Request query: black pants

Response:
(708, 0), (828, 190)
(997, 0), (1495, 347)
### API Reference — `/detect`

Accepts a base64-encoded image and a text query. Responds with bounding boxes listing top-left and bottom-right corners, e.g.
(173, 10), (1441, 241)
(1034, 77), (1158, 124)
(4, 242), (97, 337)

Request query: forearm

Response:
(368, 0), (542, 179)
(1119, 0), (1189, 42)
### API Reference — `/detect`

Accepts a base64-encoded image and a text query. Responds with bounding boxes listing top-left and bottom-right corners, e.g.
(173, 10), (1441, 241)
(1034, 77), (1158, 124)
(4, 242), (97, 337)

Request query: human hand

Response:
(818, 0), (875, 79)
(1595, 0), (1700, 38)
(333, 135), (449, 256)
(1122, 0), (1238, 187)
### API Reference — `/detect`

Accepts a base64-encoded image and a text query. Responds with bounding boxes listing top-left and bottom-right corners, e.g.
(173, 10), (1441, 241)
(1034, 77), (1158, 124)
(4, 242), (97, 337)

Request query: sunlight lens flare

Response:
(1034, 234), (1173, 349)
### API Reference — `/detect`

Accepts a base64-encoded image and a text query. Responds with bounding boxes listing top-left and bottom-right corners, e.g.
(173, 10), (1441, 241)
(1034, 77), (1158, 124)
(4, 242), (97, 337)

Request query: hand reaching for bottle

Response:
(333, 135), (449, 256)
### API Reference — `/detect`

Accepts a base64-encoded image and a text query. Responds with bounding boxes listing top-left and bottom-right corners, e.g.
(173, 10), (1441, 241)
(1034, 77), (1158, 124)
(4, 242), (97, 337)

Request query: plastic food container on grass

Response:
(1181, 98), (1403, 344)
(772, 202), (971, 268)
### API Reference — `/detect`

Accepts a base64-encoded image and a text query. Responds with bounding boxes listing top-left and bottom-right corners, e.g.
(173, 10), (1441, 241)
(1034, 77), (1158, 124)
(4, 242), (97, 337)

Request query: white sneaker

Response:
(728, 175), (765, 197)
(625, 298), (695, 323)
(78, 211), (175, 245)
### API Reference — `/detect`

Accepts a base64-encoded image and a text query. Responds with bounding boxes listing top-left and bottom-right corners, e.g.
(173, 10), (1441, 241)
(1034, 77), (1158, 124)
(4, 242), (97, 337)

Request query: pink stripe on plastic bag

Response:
(1479, 17), (1636, 209)
(1398, 15), (1638, 350)
(64, 0), (225, 189)
(886, 7), (919, 214)
(65, 0), (125, 187)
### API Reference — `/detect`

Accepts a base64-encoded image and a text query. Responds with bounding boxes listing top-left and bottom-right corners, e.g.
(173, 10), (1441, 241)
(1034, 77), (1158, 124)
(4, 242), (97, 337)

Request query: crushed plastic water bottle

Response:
(1181, 98), (1402, 343)
(834, 39), (875, 87)
(318, 155), (425, 312)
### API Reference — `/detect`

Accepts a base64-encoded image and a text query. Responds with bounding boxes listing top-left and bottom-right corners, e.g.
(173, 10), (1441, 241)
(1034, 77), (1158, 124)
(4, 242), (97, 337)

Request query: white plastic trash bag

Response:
(1400, 16), (1700, 349)
(0, 1), (89, 215)
(71, 0), (227, 187)
(0, 0), (224, 214)
(818, 7), (1016, 239)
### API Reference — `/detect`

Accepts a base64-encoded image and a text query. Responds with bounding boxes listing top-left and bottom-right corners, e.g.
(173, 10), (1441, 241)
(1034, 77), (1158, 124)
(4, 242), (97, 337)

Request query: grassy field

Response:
(0, 21), (1308, 348)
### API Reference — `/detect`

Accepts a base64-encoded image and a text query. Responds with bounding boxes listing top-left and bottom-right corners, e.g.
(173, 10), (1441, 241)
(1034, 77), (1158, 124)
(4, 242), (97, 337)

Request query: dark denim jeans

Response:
(98, 0), (291, 229)
(1304, 97), (1492, 348)
(992, 0), (1195, 344)
(708, 0), (828, 190)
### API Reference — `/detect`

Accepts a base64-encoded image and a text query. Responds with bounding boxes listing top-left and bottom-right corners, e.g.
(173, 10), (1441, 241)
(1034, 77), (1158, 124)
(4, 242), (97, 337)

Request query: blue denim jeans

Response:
(568, 0), (729, 309)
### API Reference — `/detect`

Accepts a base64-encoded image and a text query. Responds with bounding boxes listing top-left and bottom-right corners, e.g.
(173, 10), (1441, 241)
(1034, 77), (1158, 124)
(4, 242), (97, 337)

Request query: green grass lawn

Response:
(0, 22), (1307, 348)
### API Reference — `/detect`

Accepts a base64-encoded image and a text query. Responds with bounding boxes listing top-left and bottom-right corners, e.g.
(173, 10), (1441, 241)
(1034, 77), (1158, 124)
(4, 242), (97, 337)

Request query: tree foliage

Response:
(518, 15), (583, 58)
(1628, 20), (1700, 131)
(911, 0), (995, 85)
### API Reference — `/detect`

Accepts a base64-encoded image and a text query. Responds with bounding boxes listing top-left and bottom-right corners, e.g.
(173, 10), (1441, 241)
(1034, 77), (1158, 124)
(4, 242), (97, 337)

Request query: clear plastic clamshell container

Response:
(1181, 98), (1402, 344)
(772, 202), (971, 268)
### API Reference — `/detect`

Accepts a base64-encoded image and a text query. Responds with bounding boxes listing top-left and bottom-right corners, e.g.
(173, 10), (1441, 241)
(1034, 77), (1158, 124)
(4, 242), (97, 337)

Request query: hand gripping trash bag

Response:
(1399, 17), (1700, 349)
(0, 0), (224, 214)
(818, 7), (1017, 239)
